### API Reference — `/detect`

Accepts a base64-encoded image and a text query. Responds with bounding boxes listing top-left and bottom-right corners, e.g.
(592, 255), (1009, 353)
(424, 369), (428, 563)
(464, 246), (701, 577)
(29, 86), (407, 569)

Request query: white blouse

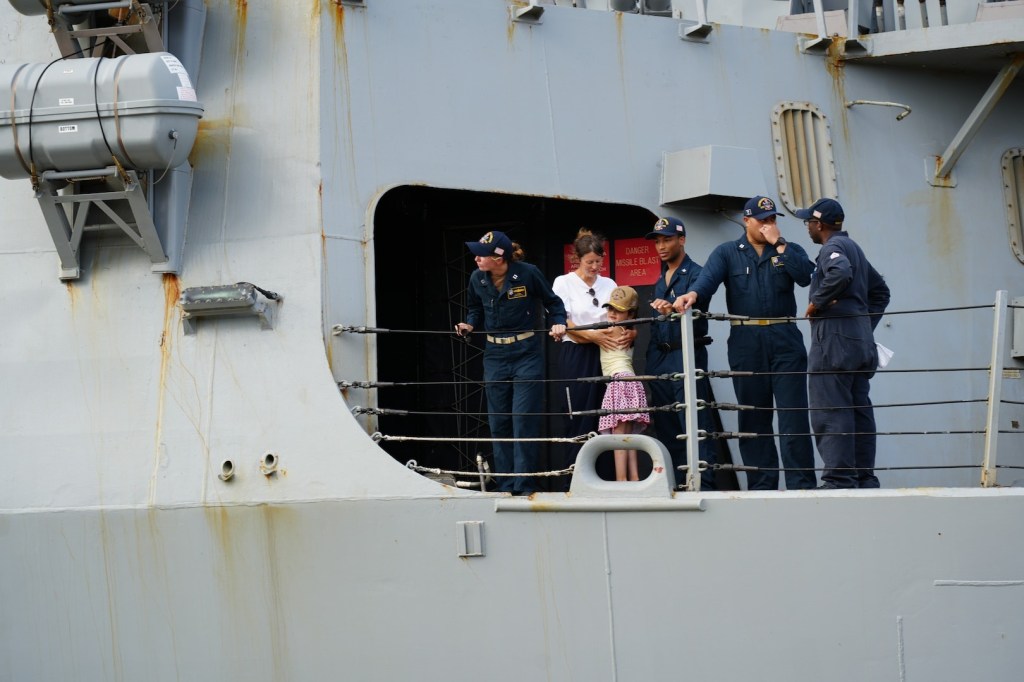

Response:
(552, 273), (617, 343)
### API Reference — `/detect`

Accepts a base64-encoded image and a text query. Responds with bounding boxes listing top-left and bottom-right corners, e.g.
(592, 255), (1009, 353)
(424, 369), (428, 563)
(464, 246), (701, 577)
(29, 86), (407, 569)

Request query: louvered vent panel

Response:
(1002, 148), (1024, 265)
(772, 102), (838, 213)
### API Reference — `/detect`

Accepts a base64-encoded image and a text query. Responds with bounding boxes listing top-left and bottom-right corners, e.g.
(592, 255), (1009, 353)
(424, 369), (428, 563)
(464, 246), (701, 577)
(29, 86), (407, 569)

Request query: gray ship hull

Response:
(6, 490), (1024, 680)
(1, 0), (1023, 679)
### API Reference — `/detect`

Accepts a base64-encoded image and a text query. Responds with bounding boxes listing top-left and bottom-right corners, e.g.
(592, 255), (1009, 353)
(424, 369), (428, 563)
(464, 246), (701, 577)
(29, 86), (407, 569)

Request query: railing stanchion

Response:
(848, 0), (860, 38)
(981, 290), (1009, 487)
(679, 309), (701, 492)
(811, 0), (828, 40)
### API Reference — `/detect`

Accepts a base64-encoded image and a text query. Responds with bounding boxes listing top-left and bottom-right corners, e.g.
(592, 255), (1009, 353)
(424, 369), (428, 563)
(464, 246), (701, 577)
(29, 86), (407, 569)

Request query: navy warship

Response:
(1, 0), (1023, 679)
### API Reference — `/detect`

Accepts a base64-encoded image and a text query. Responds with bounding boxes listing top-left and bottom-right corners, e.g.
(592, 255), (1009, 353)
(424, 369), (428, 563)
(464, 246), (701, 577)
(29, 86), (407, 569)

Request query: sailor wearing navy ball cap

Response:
(643, 216), (716, 490)
(676, 196), (819, 490)
(799, 197), (891, 489)
(455, 230), (567, 495)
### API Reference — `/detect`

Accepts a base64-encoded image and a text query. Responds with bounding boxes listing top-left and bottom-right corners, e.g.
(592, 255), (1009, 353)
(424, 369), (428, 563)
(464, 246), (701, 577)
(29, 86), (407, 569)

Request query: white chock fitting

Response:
(260, 452), (278, 475)
(218, 460), (235, 482)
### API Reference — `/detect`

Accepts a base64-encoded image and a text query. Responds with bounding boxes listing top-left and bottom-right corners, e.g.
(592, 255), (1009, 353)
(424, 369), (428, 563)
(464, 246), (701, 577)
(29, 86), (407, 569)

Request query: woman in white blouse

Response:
(552, 230), (633, 486)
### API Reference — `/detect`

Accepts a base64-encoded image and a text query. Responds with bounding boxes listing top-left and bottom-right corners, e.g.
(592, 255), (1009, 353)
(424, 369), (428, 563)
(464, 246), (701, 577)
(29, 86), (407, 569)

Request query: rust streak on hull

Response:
(150, 274), (180, 504)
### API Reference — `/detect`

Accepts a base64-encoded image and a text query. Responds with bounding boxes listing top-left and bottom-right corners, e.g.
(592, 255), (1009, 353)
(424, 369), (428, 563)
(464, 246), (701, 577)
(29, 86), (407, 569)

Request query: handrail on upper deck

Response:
(670, 290), (1019, 488)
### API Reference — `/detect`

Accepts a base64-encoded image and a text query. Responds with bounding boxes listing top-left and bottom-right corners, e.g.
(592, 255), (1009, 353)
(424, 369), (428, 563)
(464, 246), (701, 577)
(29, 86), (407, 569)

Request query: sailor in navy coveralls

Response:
(799, 198), (891, 489)
(456, 231), (567, 495)
(644, 217), (716, 490)
(678, 196), (817, 490)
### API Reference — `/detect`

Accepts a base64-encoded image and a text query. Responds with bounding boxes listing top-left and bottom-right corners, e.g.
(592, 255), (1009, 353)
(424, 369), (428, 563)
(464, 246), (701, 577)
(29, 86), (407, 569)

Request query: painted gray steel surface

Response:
(1, 0), (1023, 679)
(5, 492), (1024, 680)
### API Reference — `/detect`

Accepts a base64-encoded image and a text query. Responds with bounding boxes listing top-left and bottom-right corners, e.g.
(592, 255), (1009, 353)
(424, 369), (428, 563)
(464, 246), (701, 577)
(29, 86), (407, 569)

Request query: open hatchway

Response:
(372, 186), (736, 490)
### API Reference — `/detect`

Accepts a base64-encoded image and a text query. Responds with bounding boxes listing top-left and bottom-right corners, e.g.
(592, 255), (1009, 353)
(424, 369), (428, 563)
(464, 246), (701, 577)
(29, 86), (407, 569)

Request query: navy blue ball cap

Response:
(743, 195), (783, 220)
(646, 216), (686, 239)
(795, 197), (845, 225)
(466, 230), (514, 258)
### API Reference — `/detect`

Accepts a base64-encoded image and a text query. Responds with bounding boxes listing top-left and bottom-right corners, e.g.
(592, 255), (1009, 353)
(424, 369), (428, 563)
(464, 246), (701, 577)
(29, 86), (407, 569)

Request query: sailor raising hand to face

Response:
(672, 196), (818, 491)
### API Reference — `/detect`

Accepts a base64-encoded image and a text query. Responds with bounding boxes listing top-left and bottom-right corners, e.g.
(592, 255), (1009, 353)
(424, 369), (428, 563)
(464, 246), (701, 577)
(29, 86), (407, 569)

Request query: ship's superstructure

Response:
(1, 1), (1023, 680)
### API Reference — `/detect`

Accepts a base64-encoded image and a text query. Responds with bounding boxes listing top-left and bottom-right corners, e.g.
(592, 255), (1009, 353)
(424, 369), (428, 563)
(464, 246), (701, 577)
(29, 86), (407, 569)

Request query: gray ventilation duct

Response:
(0, 52), (203, 180)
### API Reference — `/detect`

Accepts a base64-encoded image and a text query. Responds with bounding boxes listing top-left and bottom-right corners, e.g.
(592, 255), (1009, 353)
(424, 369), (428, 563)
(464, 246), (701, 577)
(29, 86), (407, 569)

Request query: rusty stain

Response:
(140, 510), (182, 672)
(519, 497), (559, 512)
(195, 119), (233, 134)
(65, 280), (78, 309)
(206, 506), (235, 569)
(927, 178), (959, 267)
(824, 39), (850, 143)
(331, 0), (360, 209)
(613, 13), (638, 184)
(319, 181), (326, 254)
(98, 510), (126, 682)
(262, 505), (291, 679)
(150, 274), (179, 504)
(228, 0), (247, 143)
(317, 178), (335, 371)
(329, 7), (369, 385)
(331, 0), (345, 30)
(615, 11), (624, 55)
(161, 274), (180, 349)
(319, 183), (328, 283)
(189, 119), (234, 168)
(507, 3), (522, 45)
(205, 503), (298, 673)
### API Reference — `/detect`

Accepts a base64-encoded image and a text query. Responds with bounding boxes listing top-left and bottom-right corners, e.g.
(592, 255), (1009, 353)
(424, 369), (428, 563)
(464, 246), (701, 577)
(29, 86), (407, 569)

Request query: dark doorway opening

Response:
(371, 185), (736, 490)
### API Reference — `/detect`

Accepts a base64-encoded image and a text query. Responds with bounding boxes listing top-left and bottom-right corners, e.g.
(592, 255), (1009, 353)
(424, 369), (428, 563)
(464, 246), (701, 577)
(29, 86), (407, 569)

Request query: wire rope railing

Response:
(335, 292), (1023, 492)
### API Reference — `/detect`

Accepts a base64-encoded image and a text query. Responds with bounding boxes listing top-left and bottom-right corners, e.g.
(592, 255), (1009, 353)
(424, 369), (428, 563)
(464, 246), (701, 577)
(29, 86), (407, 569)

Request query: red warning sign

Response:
(612, 238), (660, 286)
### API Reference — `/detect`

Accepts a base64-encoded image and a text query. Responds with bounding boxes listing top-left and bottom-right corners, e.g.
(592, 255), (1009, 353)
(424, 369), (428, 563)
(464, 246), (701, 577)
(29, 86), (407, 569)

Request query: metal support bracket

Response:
(931, 53), (1024, 186)
(925, 157), (956, 188)
(511, 2), (543, 24)
(799, 0), (834, 53)
(799, 34), (833, 53)
(52, 2), (164, 59)
(35, 167), (169, 280)
(843, 0), (866, 51)
(678, 0), (711, 39)
(981, 290), (1009, 487)
(680, 23), (712, 41)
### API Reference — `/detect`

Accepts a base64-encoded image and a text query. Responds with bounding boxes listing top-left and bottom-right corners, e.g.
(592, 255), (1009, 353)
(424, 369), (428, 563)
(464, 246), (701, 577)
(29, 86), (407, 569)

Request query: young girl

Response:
(597, 286), (651, 481)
